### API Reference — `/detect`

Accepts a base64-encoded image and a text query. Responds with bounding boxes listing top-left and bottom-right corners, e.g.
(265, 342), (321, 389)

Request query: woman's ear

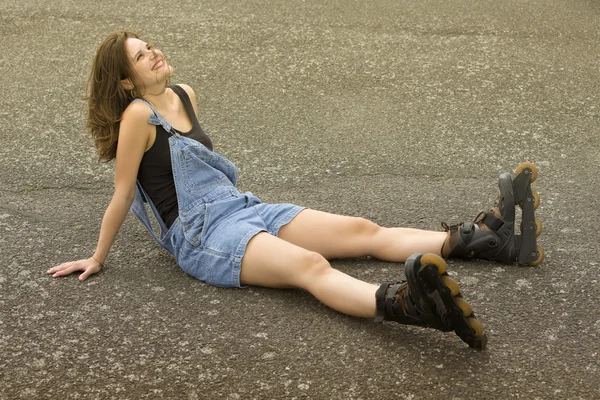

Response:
(121, 78), (134, 90)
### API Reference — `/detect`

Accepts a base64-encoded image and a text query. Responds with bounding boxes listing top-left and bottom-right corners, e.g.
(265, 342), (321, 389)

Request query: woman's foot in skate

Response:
(375, 253), (487, 350)
(441, 162), (544, 266)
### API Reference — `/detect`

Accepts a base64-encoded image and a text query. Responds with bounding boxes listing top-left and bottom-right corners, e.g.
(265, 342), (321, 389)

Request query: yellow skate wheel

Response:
(467, 317), (484, 337)
(515, 162), (538, 183)
(532, 191), (540, 209)
(519, 190), (540, 210)
(441, 276), (460, 296)
(454, 297), (473, 317)
(420, 253), (447, 274)
(528, 245), (545, 266)
(520, 218), (543, 237)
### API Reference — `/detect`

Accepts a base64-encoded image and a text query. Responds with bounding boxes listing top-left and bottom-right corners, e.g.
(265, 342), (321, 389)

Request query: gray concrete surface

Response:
(1, 0), (599, 398)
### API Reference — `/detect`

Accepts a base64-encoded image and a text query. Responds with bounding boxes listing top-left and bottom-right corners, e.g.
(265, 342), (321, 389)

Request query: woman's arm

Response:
(47, 103), (153, 281)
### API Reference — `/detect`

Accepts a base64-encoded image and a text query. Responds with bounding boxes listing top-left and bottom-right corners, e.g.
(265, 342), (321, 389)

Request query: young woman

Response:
(47, 30), (543, 350)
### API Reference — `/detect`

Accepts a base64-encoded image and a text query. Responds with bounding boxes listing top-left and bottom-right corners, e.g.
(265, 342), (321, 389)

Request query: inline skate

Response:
(442, 162), (544, 266)
(375, 253), (487, 350)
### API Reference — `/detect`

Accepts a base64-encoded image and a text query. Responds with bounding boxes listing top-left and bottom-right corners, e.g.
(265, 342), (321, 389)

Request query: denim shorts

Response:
(172, 191), (304, 288)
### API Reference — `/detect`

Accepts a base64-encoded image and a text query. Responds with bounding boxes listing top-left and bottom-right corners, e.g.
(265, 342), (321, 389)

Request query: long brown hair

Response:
(85, 30), (144, 162)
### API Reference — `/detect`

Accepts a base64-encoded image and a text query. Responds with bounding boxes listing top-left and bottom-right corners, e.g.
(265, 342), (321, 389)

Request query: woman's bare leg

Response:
(240, 232), (377, 318)
(278, 209), (446, 261)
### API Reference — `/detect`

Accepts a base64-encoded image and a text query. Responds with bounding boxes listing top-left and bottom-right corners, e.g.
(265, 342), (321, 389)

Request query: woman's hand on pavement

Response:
(46, 258), (103, 281)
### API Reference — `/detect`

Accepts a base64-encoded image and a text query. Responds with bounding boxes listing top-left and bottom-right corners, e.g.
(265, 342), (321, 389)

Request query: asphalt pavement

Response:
(1, 0), (599, 399)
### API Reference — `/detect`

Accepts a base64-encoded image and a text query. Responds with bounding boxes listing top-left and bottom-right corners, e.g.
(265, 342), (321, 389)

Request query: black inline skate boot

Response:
(442, 162), (544, 266)
(375, 253), (487, 350)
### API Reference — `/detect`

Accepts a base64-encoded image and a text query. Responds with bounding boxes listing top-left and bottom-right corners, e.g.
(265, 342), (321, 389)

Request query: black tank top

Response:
(137, 85), (213, 228)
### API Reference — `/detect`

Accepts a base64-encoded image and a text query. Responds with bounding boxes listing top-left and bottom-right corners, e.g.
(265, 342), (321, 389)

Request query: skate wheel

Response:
(532, 191), (540, 209)
(515, 162), (538, 183)
(535, 218), (543, 237)
(519, 190), (541, 210)
(420, 253), (447, 275)
(520, 218), (543, 237)
(467, 317), (484, 337)
(454, 297), (473, 317)
(528, 245), (545, 266)
(441, 276), (460, 296)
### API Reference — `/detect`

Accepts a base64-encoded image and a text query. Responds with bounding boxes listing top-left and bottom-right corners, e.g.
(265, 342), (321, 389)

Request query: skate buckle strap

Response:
(374, 283), (389, 322)
(386, 283), (404, 317)
(460, 223), (474, 235)
(374, 282), (404, 322)
(476, 211), (503, 232)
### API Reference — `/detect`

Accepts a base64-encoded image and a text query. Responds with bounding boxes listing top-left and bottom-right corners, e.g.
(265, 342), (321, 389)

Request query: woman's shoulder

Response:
(122, 99), (153, 121)
(173, 83), (195, 97)
(172, 84), (197, 102)
(172, 84), (199, 115)
(120, 101), (155, 141)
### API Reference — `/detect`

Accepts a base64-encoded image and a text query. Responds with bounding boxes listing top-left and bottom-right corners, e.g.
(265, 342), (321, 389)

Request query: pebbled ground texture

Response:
(1, 0), (599, 399)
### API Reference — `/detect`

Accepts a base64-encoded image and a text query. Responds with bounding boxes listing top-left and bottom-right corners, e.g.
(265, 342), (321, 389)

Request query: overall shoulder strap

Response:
(128, 98), (172, 243)
(130, 98), (173, 132)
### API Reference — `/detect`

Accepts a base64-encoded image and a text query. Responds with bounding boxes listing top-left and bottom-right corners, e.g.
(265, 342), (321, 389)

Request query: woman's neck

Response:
(142, 83), (172, 113)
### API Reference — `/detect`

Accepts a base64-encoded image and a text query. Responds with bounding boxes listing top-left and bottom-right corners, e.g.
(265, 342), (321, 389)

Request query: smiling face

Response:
(123, 38), (173, 96)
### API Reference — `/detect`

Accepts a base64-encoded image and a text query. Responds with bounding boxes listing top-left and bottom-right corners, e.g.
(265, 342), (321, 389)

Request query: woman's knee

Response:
(294, 251), (332, 284)
(349, 217), (381, 238)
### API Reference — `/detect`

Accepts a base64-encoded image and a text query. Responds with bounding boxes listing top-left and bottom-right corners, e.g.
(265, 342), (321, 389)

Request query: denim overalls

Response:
(129, 99), (304, 287)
